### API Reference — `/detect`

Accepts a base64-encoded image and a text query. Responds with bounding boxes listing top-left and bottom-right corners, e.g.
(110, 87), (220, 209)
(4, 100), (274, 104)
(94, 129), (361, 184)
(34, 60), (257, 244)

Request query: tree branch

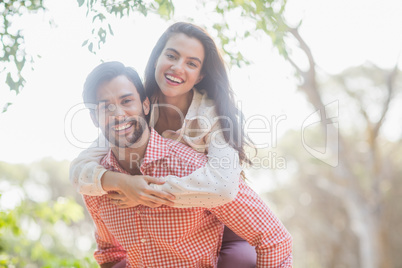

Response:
(372, 64), (399, 139)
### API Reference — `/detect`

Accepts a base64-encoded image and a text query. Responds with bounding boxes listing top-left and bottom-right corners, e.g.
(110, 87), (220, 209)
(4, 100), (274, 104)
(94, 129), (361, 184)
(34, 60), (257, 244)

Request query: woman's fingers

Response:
(144, 176), (166, 185)
(145, 193), (175, 206)
(108, 192), (174, 207)
(107, 193), (125, 200)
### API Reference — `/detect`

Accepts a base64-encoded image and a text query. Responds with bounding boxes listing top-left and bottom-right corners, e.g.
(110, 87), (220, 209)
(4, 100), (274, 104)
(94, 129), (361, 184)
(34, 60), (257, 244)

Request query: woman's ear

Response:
(142, 97), (151, 116)
(196, 73), (205, 84)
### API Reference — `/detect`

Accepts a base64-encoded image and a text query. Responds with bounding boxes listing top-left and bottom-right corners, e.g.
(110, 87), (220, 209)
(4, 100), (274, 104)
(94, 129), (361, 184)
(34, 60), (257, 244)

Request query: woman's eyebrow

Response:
(166, 48), (202, 64)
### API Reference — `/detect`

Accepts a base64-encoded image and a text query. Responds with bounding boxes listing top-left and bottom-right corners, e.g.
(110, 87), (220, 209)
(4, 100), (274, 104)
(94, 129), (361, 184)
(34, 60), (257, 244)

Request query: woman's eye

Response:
(188, 62), (198, 68)
(166, 53), (175, 60)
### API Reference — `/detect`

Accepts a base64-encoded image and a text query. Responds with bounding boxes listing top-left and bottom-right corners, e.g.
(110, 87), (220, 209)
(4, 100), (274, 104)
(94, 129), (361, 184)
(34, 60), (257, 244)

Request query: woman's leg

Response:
(217, 226), (257, 268)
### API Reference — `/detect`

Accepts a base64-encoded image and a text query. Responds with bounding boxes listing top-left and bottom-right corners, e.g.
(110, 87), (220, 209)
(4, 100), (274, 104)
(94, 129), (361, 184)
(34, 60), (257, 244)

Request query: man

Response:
(81, 61), (292, 267)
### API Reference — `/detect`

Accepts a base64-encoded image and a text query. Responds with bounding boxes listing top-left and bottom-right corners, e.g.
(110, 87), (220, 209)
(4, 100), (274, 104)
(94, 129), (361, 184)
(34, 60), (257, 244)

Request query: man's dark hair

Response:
(83, 61), (147, 108)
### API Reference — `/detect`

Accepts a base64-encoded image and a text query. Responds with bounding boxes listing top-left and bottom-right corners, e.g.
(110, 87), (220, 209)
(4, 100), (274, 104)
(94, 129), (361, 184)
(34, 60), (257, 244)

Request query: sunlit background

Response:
(1, 0), (402, 267)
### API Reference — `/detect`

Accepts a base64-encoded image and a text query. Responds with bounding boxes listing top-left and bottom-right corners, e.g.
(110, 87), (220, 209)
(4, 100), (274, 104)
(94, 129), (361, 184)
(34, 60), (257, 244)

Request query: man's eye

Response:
(97, 104), (106, 111)
(123, 99), (132, 104)
(107, 104), (116, 111)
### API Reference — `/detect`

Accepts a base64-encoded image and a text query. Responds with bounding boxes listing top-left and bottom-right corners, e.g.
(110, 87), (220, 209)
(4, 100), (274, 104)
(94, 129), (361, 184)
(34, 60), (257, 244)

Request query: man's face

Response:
(92, 75), (149, 148)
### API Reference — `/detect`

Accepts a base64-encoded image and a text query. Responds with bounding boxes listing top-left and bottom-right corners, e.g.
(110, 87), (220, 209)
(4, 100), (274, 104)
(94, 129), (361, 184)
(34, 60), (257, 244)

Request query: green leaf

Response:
(77, 0), (85, 7)
(92, 13), (106, 22)
(81, 39), (89, 47)
(6, 73), (17, 93)
(98, 28), (107, 44)
(2, 102), (12, 113)
(108, 24), (114, 36)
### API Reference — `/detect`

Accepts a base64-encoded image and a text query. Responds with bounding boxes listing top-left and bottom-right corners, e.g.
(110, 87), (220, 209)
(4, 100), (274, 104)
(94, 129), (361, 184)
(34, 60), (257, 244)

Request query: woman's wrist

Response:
(101, 171), (126, 191)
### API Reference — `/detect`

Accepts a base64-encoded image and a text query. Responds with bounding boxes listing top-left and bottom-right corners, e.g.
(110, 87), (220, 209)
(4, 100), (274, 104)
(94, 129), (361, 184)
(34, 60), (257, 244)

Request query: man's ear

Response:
(90, 111), (99, 128)
(142, 97), (150, 116)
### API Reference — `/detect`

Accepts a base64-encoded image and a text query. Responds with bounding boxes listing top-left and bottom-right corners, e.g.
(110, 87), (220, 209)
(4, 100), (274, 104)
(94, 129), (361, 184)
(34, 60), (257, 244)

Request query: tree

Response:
(2, 0), (401, 266)
(0, 0), (174, 113)
(0, 0), (45, 112)
(0, 159), (98, 267)
(208, 2), (401, 267)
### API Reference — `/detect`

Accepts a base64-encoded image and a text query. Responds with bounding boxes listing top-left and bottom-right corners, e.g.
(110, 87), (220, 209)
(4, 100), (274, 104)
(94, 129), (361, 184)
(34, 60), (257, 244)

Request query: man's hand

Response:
(103, 172), (176, 208)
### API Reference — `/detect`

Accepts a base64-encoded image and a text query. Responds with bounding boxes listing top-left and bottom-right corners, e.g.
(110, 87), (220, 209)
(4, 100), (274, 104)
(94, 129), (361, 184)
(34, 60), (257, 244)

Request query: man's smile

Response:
(112, 121), (134, 132)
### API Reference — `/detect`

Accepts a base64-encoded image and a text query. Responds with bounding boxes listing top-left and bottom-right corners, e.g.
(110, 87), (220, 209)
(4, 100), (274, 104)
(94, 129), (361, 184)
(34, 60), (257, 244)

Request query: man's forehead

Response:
(96, 76), (139, 101)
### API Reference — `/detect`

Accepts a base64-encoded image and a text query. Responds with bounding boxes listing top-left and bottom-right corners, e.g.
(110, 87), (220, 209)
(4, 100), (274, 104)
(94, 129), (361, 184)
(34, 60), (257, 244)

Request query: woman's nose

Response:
(170, 60), (184, 73)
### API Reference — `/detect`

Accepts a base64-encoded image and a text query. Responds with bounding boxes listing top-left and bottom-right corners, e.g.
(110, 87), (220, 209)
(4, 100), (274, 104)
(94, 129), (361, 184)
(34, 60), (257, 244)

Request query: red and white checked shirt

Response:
(83, 128), (292, 267)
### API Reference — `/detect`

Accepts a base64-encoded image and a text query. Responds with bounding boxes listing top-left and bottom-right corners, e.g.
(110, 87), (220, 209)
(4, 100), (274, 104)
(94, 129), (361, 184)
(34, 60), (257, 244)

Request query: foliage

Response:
(0, 0), (45, 112)
(77, 0), (290, 66)
(210, 0), (290, 66)
(0, 160), (97, 267)
(1, 0), (290, 110)
(78, 0), (174, 54)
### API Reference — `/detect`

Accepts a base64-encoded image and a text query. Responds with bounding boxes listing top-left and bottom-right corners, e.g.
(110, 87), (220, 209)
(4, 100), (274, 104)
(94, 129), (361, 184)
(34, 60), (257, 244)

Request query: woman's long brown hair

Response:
(144, 22), (253, 165)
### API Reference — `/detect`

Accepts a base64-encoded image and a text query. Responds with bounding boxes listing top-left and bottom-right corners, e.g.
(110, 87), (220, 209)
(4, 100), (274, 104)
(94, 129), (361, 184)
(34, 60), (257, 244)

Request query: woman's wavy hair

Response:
(144, 22), (253, 165)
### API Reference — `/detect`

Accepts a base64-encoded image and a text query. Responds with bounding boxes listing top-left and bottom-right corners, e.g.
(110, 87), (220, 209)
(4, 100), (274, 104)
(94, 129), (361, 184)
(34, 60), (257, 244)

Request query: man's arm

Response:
(209, 180), (293, 268)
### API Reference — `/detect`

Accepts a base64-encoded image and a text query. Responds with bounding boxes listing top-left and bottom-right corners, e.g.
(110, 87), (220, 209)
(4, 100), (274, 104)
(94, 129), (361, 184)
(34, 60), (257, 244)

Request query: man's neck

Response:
(111, 127), (151, 175)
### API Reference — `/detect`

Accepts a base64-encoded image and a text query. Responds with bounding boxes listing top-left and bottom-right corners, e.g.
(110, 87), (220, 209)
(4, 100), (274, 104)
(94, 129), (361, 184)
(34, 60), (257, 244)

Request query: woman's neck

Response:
(154, 90), (193, 132)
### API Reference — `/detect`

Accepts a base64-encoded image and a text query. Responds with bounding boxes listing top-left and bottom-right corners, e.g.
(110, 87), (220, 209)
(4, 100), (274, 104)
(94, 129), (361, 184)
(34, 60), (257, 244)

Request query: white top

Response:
(69, 89), (242, 208)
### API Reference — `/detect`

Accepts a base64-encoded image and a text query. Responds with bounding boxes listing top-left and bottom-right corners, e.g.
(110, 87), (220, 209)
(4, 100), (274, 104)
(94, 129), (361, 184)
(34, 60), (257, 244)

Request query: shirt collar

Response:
(141, 128), (171, 167)
(101, 128), (171, 174)
(149, 88), (204, 126)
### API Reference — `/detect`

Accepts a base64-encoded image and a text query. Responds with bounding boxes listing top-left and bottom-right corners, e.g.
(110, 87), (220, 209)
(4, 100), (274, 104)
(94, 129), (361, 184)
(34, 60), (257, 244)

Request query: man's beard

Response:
(105, 115), (147, 148)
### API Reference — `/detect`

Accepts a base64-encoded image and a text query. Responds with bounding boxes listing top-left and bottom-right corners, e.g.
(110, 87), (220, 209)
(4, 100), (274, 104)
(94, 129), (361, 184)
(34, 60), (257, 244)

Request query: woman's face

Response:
(154, 33), (205, 100)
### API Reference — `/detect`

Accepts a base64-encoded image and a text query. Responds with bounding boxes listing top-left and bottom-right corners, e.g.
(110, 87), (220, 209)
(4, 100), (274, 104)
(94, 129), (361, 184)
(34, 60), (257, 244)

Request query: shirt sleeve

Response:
(69, 137), (109, 196)
(152, 128), (242, 208)
(83, 195), (127, 265)
(209, 180), (293, 268)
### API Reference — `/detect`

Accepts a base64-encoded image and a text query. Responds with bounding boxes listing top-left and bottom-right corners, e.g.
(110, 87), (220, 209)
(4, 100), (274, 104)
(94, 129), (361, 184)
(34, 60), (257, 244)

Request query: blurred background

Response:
(1, 0), (401, 267)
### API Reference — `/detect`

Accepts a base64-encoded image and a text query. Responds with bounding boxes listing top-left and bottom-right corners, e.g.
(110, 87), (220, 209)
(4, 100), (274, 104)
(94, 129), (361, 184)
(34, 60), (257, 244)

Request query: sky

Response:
(1, 0), (402, 164)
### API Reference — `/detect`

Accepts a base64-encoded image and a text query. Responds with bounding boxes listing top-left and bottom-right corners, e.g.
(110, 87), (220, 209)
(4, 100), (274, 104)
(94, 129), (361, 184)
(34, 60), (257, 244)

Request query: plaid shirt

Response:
(83, 128), (292, 267)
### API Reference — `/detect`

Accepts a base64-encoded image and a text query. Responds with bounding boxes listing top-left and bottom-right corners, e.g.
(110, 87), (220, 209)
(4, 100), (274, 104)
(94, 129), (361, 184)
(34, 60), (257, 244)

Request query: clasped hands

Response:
(104, 172), (176, 209)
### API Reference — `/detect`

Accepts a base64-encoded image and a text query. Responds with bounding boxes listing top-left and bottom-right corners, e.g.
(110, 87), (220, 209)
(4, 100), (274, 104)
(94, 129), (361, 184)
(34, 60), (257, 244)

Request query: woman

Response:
(71, 22), (256, 267)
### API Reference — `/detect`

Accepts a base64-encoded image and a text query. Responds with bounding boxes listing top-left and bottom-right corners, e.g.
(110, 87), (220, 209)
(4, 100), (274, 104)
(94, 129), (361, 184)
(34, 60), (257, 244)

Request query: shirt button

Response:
(140, 238), (146, 243)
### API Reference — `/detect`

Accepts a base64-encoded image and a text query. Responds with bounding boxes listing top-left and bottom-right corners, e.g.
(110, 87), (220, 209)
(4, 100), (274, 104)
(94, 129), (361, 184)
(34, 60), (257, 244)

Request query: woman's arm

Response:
(151, 127), (242, 208)
(69, 139), (109, 196)
(70, 138), (175, 206)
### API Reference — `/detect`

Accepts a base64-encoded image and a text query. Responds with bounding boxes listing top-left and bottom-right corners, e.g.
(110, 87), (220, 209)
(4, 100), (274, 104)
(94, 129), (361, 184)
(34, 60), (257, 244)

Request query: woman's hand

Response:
(102, 172), (176, 208)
